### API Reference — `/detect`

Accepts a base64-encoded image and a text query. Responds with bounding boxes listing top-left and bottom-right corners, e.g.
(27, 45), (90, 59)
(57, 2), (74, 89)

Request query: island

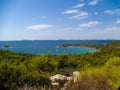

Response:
(3, 45), (10, 48)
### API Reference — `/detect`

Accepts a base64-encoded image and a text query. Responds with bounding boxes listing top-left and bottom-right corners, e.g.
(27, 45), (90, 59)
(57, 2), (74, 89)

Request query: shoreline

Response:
(66, 46), (99, 52)
(59, 44), (101, 52)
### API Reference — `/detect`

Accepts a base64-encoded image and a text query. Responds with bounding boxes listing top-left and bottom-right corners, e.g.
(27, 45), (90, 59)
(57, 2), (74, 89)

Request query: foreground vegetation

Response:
(0, 40), (120, 90)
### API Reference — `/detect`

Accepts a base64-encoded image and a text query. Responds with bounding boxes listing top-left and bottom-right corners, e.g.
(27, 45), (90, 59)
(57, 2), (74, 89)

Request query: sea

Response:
(0, 40), (116, 55)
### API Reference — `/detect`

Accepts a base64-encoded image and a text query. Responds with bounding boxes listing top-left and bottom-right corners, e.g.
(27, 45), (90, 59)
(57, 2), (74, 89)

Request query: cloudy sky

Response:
(0, 0), (120, 40)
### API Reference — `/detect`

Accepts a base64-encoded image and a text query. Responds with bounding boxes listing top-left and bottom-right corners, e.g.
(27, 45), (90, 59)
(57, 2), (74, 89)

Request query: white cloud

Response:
(104, 10), (114, 14)
(116, 18), (120, 24)
(79, 0), (85, 1)
(89, 0), (98, 6)
(115, 9), (120, 15)
(79, 21), (99, 27)
(94, 12), (98, 15)
(62, 9), (79, 14)
(94, 26), (120, 34)
(71, 11), (89, 19)
(104, 9), (120, 15)
(73, 3), (85, 8)
(104, 27), (120, 31)
(91, 26), (120, 39)
(62, 9), (89, 20)
(26, 24), (53, 30)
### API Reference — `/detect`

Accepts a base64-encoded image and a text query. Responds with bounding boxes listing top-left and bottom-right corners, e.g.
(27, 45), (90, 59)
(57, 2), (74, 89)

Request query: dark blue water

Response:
(0, 40), (115, 55)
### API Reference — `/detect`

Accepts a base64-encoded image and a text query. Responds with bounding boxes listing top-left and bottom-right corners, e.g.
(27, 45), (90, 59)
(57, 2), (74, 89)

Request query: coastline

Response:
(67, 46), (99, 52)
(0, 40), (110, 55)
(59, 44), (102, 52)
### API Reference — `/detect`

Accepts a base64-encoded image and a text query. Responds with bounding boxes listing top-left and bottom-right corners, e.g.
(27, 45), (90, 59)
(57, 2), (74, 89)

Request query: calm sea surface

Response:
(0, 40), (115, 55)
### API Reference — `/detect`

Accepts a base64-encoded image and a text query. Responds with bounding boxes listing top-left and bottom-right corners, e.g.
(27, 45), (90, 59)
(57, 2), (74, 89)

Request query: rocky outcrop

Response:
(50, 74), (68, 90)
(49, 71), (81, 90)
(72, 71), (81, 83)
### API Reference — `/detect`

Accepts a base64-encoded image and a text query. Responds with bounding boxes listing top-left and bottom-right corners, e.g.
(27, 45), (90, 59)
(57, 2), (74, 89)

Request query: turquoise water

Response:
(0, 40), (114, 55)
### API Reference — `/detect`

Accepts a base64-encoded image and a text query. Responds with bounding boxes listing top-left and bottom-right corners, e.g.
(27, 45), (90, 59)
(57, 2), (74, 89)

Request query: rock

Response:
(51, 82), (59, 90)
(50, 74), (68, 90)
(50, 74), (67, 82)
(72, 71), (81, 83)
(49, 71), (81, 90)
(67, 76), (72, 81)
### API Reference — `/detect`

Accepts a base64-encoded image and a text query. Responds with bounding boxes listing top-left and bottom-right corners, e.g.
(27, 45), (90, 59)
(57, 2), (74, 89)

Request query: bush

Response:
(105, 57), (120, 90)
(66, 68), (112, 90)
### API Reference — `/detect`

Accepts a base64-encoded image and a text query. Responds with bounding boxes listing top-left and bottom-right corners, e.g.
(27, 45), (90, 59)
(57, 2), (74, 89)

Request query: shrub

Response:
(66, 68), (112, 90)
(105, 57), (120, 90)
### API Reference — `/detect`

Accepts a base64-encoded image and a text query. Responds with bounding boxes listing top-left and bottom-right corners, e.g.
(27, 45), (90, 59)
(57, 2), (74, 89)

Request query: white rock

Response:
(50, 74), (68, 89)
(73, 71), (81, 83)
(51, 82), (59, 86)
(67, 76), (72, 81)
(73, 71), (80, 76)
(50, 74), (67, 82)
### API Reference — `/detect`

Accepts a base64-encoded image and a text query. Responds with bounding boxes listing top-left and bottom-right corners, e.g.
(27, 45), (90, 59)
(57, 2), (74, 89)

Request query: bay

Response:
(0, 40), (115, 55)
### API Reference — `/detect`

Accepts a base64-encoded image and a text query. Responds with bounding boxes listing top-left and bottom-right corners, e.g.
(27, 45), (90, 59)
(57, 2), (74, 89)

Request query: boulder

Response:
(50, 74), (68, 89)
(50, 74), (67, 82)
(72, 71), (81, 83)
(49, 71), (81, 90)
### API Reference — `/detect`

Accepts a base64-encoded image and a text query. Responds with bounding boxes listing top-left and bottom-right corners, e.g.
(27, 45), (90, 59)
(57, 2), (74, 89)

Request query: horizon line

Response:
(0, 39), (119, 41)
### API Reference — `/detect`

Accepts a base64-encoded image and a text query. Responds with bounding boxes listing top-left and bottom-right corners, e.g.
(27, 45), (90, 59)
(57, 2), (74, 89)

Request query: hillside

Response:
(0, 40), (120, 90)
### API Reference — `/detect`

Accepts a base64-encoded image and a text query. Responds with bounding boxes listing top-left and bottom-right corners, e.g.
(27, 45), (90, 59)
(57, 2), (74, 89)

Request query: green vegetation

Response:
(0, 41), (120, 90)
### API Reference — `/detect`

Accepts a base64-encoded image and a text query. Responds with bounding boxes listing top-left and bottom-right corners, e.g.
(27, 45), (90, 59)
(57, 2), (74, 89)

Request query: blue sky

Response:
(0, 0), (120, 40)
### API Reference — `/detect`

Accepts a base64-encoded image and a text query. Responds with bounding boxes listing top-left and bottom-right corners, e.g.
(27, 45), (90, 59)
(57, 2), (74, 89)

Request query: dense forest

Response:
(0, 41), (120, 90)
